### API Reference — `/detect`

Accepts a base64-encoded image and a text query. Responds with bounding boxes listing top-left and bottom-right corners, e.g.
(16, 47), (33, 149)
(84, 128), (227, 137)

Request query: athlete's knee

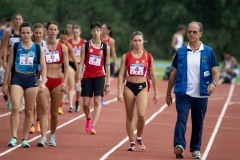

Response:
(137, 114), (145, 122)
(51, 112), (58, 119)
(126, 114), (134, 122)
(93, 100), (101, 107)
(11, 106), (20, 114)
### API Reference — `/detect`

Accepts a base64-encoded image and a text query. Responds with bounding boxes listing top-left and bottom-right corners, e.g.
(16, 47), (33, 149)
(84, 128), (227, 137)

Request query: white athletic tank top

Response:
(175, 33), (184, 49)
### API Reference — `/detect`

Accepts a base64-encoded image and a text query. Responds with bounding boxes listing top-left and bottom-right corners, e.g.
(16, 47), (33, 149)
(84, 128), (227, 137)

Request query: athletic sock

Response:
(136, 137), (142, 141)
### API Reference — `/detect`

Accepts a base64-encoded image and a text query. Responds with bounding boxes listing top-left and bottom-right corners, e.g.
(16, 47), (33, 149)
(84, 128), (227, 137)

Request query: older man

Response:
(166, 21), (219, 159)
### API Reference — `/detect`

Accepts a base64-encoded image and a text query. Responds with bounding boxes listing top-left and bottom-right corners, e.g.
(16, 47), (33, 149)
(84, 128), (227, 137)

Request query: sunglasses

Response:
(187, 30), (200, 34)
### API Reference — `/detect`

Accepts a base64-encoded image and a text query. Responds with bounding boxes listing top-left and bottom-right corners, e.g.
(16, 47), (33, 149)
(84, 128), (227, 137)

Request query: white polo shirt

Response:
(186, 42), (206, 98)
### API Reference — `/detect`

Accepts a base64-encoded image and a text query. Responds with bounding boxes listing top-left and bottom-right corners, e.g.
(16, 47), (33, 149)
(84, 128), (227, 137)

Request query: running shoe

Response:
(136, 139), (146, 150)
(37, 137), (47, 147)
(68, 105), (73, 113)
(90, 126), (96, 135)
(75, 105), (80, 112)
(8, 137), (17, 147)
(85, 119), (91, 132)
(49, 134), (57, 147)
(174, 145), (184, 159)
(192, 151), (202, 159)
(58, 107), (64, 115)
(127, 142), (136, 151)
(22, 139), (30, 148)
(7, 101), (12, 110)
(36, 121), (41, 133)
(29, 125), (35, 134)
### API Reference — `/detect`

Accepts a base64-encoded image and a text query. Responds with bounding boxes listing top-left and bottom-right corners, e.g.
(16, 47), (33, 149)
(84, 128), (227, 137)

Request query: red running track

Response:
(0, 79), (239, 160)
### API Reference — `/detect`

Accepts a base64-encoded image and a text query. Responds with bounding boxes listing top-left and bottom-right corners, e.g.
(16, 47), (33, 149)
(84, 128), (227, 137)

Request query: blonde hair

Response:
(130, 31), (146, 50)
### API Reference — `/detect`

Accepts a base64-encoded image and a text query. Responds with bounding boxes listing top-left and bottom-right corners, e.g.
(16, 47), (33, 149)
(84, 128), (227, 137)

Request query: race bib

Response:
(130, 64), (144, 75)
(89, 54), (101, 66)
(45, 51), (60, 63)
(9, 37), (19, 46)
(74, 47), (81, 57)
(19, 54), (34, 65)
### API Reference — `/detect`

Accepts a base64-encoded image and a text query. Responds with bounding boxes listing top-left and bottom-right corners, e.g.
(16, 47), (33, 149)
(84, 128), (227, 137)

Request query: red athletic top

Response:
(125, 51), (149, 77)
(83, 41), (105, 78)
(45, 42), (63, 64)
(101, 37), (111, 47)
(68, 38), (86, 57)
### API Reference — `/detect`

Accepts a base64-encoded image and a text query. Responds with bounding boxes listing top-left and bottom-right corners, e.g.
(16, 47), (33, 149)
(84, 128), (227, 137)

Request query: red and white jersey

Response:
(101, 36), (111, 47)
(68, 38), (86, 57)
(125, 51), (149, 77)
(45, 42), (63, 64)
(83, 41), (105, 78)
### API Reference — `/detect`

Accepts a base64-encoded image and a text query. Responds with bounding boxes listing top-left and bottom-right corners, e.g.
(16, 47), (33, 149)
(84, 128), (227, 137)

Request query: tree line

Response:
(1, 0), (240, 61)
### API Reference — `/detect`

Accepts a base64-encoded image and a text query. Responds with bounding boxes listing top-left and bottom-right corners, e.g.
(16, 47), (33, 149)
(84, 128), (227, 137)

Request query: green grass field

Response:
(117, 58), (240, 82)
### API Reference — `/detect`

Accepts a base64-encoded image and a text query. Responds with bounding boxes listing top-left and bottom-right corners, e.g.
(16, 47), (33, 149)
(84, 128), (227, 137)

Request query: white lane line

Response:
(202, 84), (235, 160)
(0, 98), (117, 157)
(100, 99), (175, 160)
(0, 112), (10, 118)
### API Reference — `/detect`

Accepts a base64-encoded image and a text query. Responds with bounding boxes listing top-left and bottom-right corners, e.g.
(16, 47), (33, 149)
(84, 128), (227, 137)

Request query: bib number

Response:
(74, 47), (81, 57)
(19, 54), (34, 65)
(89, 54), (101, 66)
(130, 64), (144, 75)
(45, 51), (60, 63)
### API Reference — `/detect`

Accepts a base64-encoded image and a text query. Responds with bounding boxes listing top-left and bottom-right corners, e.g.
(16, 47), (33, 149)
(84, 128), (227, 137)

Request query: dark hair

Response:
(188, 21), (203, 32)
(59, 28), (68, 35)
(46, 21), (59, 30)
(20, 22), (33, 32)
(91, 22), (102, 30)
(224, 50), (231, 55)
(102, 24), (112, 37)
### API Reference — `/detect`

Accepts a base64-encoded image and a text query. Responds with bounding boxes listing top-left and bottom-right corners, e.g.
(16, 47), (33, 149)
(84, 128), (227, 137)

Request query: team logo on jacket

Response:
(202, 56), (207, 63)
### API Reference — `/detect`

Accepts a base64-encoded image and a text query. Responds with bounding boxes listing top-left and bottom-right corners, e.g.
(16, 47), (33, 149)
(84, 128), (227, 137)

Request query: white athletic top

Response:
(175, 33), (184, 49)
(186, 42), (206, 98)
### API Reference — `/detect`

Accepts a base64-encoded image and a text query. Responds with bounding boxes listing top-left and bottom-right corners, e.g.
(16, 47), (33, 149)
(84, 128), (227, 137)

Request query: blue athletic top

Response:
(15, 42), (40, 73)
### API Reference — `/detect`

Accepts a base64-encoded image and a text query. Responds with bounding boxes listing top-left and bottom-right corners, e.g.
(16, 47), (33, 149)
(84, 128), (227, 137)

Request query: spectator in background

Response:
(219, 51), (239, 84)
(66, 21), (75, 40)
(171, 24), (186, 59)
(166, 21), (219, 159)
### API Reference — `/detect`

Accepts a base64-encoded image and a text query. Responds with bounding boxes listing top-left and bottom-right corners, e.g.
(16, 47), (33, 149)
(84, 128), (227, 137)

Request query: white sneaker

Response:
(192, 151), (202, 159)
(49, 134), (57, 147)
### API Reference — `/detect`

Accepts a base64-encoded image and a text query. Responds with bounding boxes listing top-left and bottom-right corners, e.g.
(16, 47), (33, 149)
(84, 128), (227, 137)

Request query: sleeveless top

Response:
(45, 42), (63, 64)
(125, 51), (149, 77)
(83, 41), (105, 78)
(68, 38), (86, 57)
(9, 29), (20, 46)
(15, 42), (39, 72)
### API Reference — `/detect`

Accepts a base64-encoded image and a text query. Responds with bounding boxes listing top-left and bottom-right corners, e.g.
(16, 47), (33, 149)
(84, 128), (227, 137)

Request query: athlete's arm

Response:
(2, 45), (14, 95)
(77, 43), (85, 82)
(39, 46), (47, 91)
(1, 30), (10, 69)
(104, 46), (111, 95)
(117, 54), (126, 103)
(149, 56), (159, 104)
(61, 44), (69, 92)
(171, 34), (177, 51)
(67, 43), (78, 73)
